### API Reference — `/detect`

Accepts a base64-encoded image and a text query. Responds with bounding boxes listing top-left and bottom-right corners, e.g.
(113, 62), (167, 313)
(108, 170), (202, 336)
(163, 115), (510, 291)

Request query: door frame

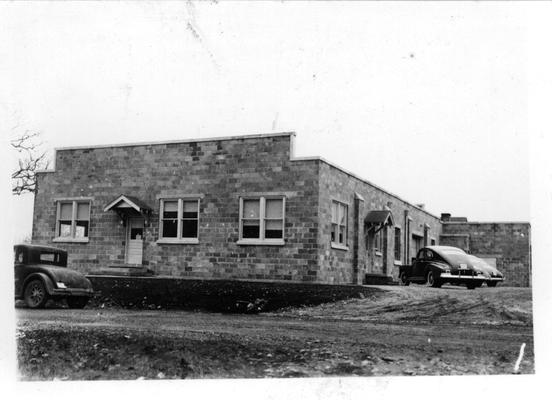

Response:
(125, 216), (144, 265)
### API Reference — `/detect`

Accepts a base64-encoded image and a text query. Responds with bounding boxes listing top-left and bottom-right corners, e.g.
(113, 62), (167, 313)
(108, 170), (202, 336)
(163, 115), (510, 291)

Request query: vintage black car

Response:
(467, 255), (505, 287)
(14, 244), (94, 308)
(399, 246), (495, 290)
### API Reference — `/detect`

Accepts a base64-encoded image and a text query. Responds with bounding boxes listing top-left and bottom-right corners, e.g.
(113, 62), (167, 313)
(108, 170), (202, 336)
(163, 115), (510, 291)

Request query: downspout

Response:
(404, 210), (412, 264)
(352, 192), (364, 285)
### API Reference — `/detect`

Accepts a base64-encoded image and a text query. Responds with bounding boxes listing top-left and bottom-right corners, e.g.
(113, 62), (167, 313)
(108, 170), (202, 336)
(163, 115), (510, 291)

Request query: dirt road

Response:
(16, 286), (534, 379)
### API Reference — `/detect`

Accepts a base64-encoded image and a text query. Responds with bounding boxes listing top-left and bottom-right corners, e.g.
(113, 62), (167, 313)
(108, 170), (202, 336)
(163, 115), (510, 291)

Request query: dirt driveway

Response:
(16, 286), (534, 379)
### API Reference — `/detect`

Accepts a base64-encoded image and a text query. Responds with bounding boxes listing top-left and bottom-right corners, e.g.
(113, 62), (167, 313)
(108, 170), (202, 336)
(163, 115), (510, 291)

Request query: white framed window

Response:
(394, 227), (402, 261)
(238, 196), (285, 245)
(331, 200), (348, 249)
(374, 229), (383, 253)
(54, 200), (91, 242)
(158, 198), (200, 243)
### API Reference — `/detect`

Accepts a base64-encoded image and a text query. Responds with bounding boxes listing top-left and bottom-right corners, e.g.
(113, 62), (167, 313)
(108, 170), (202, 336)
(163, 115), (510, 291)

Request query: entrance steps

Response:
(364, 273), (398, 285)
(96, 265), (155, 277)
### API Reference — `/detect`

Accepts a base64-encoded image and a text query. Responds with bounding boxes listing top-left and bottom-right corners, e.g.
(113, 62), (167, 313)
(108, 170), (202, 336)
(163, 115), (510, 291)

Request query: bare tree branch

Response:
(11, 131), (50, 195)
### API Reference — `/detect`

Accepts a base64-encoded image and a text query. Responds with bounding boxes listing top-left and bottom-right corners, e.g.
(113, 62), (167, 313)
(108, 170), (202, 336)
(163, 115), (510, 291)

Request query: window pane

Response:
(339, 204), (347, 225)
(130, 228), (143, 240)
(242, 219), (260, 238)
(163, 201), (178, 218)
(339, 226), (345, 244)
(75, 221), (89, 238)
(243, 199), (260, 219)
(331, 224), (337, 242)
(265, 220), (283, 239)
(182, 200), (198, 218)
(331, 202), (338, 224)
(60, 203), (72, 220)
(77, 202), (90, 219)
(265, 199), (283, 219)
(394, 228), (401, 260)
(59, 221), (71, 237)
(40, 253), (55, 262)
(162, 220), (178, 237)
(181, 219), (198, 238)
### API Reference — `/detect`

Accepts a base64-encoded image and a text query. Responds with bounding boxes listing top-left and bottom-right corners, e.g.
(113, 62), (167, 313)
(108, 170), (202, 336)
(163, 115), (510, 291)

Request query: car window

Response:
(36, 251), (63, 266)
(417, 249), (425, 260)
(40, 253), (56, 263)
(426, 250), (434, 260)
(15, 250), (24, 263)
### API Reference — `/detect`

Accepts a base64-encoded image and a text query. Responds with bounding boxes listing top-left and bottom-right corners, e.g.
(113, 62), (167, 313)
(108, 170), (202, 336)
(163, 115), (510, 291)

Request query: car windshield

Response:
(439, 249), (470, 265)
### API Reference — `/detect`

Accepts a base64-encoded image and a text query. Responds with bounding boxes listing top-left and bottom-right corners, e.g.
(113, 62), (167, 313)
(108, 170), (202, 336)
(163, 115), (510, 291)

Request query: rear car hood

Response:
(37, 265), (92, 289)
(449, 262), (491, 277)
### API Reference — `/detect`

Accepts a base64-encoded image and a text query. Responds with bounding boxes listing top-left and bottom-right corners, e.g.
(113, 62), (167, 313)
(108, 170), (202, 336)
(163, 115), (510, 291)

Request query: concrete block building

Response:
(31, 132), (531, 286)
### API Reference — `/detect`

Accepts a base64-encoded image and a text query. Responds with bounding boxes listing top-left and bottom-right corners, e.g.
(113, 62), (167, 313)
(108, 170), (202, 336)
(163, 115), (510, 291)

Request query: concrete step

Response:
(364, 273), (397, 285)
(95, 265), (155, 277)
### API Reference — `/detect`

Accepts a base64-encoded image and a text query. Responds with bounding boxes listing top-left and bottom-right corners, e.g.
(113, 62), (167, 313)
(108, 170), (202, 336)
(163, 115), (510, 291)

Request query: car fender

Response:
(21, 272), (56, 296)
(426, 262), (450, 276)
(399, 264), (413, 276)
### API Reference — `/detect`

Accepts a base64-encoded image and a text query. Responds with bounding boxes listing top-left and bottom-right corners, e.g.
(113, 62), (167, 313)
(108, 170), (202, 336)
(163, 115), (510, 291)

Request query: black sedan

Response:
(399, 246), (496, 290)
(14, 244), (94, 308)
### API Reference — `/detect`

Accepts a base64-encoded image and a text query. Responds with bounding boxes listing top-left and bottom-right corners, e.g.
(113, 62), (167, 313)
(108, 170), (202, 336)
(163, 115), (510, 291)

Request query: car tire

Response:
(487, 281), (498, 287)
(426, 271), (439, 288)
(399, 272), (410, 286)
(466, 283), (476, 290)
(24, 279), (49, 309)
(66, 297), (89, 309)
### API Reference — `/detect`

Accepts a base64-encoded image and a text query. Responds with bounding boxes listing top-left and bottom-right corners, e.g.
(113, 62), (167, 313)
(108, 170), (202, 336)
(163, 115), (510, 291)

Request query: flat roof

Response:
(54, 131), (295, 152)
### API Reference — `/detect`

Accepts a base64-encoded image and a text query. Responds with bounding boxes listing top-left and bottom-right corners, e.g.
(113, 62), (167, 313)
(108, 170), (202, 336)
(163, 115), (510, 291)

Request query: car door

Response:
(14, 248), (26, 297)
(412, 249), (427, 279)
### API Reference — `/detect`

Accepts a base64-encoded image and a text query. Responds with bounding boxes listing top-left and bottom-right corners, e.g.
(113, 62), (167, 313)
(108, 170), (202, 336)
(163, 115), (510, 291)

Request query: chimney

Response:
(441, 213), (451, 222)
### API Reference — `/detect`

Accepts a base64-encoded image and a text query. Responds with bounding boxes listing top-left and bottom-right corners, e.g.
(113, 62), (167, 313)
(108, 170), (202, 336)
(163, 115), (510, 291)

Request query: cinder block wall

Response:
(32, 134), (321, 282)
(440, 222), (531, 287)
(317, 162), (442, 284)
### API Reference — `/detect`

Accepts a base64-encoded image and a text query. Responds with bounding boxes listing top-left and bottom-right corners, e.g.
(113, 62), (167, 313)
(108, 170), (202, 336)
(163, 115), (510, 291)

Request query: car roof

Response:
(424, 245), (466, 252)
(14, 243), (67, 254)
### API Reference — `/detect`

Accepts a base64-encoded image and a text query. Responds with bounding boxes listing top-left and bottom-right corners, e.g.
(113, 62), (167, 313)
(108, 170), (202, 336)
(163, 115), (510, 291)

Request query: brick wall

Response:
(440, 222), (531, 287)
(33, 134), (321, 282)
(316, 161), (443, 284)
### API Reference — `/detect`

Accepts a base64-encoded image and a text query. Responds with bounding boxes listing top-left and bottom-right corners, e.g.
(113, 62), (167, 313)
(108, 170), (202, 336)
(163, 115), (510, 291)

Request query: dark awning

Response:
(103, 195), (152, 214)
(364, 210), (394, 228)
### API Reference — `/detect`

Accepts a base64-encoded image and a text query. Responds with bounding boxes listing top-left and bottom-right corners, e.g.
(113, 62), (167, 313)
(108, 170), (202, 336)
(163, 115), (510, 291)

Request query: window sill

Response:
(53, 237), (89, 243)
(156, 238), (199, 245)
(331, 243), (349, 251)
(237, 239), (285, 246)
(375, 251), (382, 257)
(394, 260), (403, 266)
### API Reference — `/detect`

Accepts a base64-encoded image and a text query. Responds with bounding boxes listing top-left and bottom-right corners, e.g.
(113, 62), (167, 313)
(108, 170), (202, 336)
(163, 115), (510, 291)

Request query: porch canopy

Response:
(103, 194), (153, 224)
(364, 210), (394, 233)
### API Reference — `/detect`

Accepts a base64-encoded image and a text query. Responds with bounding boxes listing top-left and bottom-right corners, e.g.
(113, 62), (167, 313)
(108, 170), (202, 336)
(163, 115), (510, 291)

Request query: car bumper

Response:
(439, 273), (487, 282)
(486, 277), (505, 282)
(51, 288), (94, 297)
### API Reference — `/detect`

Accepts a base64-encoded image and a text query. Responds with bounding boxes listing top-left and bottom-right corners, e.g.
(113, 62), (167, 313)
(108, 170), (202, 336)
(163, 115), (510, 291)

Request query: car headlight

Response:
(57, 282), (67, 289)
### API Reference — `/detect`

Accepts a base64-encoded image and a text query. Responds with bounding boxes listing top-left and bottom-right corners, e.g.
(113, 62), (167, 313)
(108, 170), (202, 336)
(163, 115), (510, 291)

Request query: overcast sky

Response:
(2, 2), (532, 242)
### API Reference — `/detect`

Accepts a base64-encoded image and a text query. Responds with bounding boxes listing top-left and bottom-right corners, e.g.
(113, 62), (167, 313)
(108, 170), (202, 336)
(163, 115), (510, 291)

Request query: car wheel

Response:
(66, 297), (89, 309)
(487, 281), (498, 287)
(466, 283), (476, 290)
(426, 271), (439, 288)
(24, 279), (49, 309)
(399, 272), (410, 286)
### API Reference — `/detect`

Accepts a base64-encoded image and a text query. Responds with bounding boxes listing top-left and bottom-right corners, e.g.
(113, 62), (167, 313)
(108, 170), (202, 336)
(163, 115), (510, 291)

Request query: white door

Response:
(126, 218), (144, 264)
